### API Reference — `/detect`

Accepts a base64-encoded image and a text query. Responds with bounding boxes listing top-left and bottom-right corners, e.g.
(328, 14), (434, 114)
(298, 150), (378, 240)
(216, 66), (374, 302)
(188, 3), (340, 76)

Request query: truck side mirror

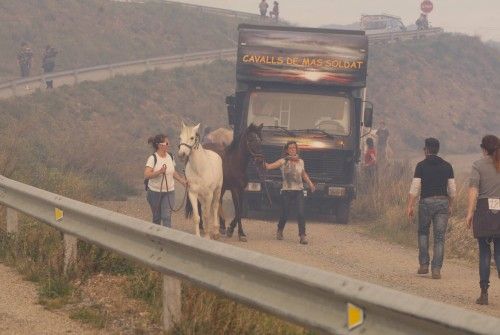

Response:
(226, 95), (236, 126)
(363, 102), (374, 128)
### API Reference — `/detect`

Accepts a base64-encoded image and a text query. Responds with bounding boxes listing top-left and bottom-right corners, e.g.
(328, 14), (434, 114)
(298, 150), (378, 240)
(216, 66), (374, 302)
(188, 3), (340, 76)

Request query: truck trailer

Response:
(226, 24), (373, 224)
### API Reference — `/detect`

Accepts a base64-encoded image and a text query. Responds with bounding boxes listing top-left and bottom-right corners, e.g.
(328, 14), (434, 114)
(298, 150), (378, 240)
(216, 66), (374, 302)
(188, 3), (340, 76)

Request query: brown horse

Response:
(203, 123), (264, 241)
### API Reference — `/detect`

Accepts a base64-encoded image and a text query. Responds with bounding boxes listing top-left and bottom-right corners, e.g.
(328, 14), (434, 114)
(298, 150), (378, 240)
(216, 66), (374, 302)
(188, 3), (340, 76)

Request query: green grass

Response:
(70, 305), (108, 329)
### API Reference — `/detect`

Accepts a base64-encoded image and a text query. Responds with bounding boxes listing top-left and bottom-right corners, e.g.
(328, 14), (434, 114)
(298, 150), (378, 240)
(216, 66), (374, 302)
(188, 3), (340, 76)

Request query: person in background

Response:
(17, 42), (33, 90)
(265, 141), (315, 245)
(465, 135), (500, 305)
(376, 121), (389, 163)
(269, 1), (279, 21)
(363, 137), (377, 183)
(144, 134), (188, 228)
(259, 0), (269, 19)
(407, 138), (456, 280)
(42, 45), (58, 89)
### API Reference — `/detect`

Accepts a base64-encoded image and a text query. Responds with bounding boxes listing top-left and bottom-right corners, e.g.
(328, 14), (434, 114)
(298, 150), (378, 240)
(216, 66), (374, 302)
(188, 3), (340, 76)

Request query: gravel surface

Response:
(0, 263), (108, 335)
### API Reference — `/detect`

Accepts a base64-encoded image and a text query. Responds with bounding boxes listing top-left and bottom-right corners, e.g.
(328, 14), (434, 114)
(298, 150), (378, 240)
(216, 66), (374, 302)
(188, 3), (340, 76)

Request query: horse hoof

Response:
(219, 227), (227, 235)
(239, 235), (248, 242)
(211, 232), (221, 240)
(226, 229), (234, 238)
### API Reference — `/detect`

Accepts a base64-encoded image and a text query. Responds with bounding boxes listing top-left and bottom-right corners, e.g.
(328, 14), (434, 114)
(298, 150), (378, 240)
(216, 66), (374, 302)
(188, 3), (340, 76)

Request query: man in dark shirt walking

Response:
(407, 138), (456, 279)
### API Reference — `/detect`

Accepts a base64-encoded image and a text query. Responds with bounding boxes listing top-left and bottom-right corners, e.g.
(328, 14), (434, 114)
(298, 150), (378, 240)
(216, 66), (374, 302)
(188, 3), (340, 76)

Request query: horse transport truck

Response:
(226, 24), (373, 224)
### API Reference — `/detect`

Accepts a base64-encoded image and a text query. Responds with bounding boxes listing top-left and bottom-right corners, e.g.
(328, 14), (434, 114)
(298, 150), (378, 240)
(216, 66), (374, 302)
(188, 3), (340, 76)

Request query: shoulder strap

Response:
(152, 153), (158, 167)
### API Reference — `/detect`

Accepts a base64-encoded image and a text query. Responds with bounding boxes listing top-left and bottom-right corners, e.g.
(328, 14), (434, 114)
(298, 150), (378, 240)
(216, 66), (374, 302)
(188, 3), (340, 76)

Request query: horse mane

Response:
(226, 123), (259, 153)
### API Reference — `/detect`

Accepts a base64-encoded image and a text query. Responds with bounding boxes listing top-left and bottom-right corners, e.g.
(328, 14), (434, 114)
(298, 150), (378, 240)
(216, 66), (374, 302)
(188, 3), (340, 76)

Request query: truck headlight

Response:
(328, 187), (346, 197)
(246, 183), (262, 192)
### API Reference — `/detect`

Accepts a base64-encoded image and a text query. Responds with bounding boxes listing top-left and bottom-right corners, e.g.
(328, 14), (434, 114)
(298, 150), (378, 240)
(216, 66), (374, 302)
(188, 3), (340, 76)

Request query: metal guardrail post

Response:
(162, 275), (181, 331)
(6, 207), (18, 234)
(63, 234), (78, 273)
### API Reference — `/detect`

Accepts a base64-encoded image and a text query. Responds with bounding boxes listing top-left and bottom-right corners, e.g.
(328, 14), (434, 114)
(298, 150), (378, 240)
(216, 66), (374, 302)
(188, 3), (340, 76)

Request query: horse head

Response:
(178, 121), (201, 162)
(245, 123), (264, 163)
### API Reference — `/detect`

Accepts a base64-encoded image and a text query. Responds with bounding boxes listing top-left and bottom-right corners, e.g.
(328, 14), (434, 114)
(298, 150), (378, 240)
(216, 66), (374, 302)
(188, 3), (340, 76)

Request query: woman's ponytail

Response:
(481, 135), (500, 172)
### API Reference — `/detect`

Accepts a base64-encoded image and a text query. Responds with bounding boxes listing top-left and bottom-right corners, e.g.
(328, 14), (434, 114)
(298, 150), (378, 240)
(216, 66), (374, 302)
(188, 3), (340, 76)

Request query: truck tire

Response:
(336, 200), (350, 224)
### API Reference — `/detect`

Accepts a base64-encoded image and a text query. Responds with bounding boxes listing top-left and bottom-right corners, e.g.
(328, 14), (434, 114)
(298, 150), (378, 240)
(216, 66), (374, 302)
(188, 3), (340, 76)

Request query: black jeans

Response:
(278, 190), (306, 236)
(478, 237), (500, 289)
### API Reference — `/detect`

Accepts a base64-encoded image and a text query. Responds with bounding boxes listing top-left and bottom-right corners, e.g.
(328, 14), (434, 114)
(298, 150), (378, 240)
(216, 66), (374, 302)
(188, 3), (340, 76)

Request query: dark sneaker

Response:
(476, 289), (488, 305)
(417, 265), (429, 275)
(299, 234), (308, 245)
(431, 268), (441, 279)
(276, 229), (284, 240)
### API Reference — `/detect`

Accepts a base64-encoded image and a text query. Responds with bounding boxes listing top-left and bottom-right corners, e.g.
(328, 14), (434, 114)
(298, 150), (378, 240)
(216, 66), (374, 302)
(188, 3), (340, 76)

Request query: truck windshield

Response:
(248, 91), (350, 136)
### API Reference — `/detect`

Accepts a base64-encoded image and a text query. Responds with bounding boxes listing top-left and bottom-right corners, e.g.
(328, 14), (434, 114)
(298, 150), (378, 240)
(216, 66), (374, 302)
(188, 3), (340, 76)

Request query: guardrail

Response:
(369, 27), (444, 43)
(0, 48), (236, 99)
(1, 175), (499, 334)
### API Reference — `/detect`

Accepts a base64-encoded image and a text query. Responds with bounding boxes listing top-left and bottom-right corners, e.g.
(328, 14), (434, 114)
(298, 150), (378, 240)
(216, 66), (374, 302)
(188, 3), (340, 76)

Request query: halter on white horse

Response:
(178, 122), (223, 238)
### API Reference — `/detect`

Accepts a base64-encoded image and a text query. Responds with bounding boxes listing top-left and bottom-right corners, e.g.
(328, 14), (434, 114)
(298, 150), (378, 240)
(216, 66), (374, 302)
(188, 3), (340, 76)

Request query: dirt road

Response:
(106, 195), (500, 318)
(0, 263), (107, 335)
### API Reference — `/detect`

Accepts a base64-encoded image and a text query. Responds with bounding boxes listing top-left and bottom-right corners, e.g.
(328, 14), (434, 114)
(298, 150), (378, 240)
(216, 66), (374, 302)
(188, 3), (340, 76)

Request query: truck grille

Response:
(248, 146), (352, 183)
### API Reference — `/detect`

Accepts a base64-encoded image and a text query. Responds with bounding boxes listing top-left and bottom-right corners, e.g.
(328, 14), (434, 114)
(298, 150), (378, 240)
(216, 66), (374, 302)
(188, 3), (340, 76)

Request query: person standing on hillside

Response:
(144, 134), (188, 228)
(42, 45), (58, 89)
(17, 42), (33, 82)
(269, 1), (279, 21)
(376, 121), (389, 163)
(259, 0), (269, 19)
(407, 138), (456, 279)
(465, 135), (500, 305)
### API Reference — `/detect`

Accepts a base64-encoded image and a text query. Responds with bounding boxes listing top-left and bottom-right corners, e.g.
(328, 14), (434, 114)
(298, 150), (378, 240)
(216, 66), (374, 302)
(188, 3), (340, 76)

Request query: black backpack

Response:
(144, 153), (174, 191)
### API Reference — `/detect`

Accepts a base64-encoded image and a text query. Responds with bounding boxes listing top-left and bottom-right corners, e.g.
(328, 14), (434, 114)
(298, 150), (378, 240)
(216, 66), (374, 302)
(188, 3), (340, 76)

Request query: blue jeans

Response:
(478, 237), (500, 289)
(418, 197), (449, 269)
(147, 190), (175, 227)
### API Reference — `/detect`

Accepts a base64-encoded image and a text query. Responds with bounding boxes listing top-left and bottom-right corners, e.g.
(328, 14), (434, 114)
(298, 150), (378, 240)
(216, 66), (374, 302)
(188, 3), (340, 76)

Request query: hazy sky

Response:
(177, 0), (500, 41)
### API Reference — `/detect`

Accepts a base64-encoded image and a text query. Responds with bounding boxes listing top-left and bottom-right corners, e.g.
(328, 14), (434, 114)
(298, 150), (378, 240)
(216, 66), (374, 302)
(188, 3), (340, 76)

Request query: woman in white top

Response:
(265, 141), (315, 244)
(144, 134), (187, 227)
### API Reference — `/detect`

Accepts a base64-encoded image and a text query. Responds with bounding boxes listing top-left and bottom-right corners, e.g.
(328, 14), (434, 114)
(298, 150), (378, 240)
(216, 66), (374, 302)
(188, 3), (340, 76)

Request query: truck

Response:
(360, 14), (406, 34)
(225, 24), (373, 224)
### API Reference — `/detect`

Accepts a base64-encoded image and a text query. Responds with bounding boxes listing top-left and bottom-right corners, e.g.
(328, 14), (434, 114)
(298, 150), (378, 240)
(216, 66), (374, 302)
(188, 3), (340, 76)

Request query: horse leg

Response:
(219, 189), (227, 235)
(236, 188), (247, 242)
(211, 187), (222, 240)
(197, 201), (204, 235)
(188, 192), (201, 237)
(200, 194), (213, 240)
(226, 188), (239, 238)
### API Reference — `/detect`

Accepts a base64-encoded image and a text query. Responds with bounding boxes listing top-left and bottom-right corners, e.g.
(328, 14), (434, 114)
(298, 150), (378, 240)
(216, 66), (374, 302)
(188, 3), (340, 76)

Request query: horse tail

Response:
(185, 197), (193, 219)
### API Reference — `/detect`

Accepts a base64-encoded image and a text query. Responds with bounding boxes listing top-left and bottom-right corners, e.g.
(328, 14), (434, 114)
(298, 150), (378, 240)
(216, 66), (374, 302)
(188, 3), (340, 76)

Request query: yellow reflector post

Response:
(347, 303), (364, 331)
(55, 208), (64, 221)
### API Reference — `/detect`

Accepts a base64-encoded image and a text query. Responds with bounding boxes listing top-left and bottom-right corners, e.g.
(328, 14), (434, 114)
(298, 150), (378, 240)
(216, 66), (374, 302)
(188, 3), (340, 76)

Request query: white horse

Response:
(178, 122), (223, 238)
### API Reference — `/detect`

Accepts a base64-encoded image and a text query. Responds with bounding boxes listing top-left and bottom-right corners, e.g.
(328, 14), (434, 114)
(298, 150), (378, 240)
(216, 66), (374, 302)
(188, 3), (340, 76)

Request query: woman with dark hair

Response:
(265, 141), (315, 244)
(466, 135), (500, 305)
(144, 134), (187, 227)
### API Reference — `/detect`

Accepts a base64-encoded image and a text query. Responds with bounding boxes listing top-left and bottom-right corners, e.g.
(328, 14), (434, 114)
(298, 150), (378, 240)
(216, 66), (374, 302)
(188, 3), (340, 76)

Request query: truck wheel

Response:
(336, 200), (350, 224)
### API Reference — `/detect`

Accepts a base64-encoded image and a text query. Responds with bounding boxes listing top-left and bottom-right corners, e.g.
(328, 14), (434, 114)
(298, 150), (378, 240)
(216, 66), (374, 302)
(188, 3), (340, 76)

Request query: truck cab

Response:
(227, 24), (373, 224)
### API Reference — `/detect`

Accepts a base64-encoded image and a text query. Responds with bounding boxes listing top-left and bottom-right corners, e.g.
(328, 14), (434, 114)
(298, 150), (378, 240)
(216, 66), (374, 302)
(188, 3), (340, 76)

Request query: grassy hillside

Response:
(0, 60), (234, 199)
(0, 0), (243, 79)
(368, 34), (500, 153)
